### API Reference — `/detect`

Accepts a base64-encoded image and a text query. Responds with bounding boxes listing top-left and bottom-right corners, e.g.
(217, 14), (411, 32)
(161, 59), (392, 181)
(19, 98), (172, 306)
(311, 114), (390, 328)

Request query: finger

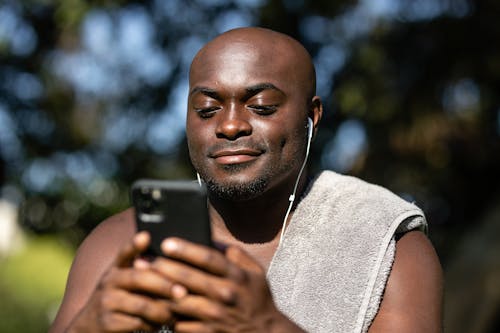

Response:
(160, 239), (249, 287)
(101, 312), (162, 332)
(174, 321), (212, 333)
(134, 257), (151, 270)
(98, 311), (146, 332)
(98, 311), (155, 332)
(115, 231), (151, 268)
(103, 288), (174, 325)
(103, 267), (176, 299)
(161, 238), (230, 276)
(152, 257), (234, 302)
(170, 294), (227, 322)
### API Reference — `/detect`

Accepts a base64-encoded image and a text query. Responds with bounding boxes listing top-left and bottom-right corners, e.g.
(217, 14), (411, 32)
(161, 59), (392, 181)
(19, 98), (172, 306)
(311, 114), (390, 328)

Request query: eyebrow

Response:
(245, 83), (284, 96)
(189, 83), (285, 100)
(189, 86), (221, 100)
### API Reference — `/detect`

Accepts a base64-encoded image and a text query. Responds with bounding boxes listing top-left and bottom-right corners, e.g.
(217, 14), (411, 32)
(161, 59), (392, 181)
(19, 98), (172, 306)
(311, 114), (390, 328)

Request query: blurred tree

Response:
(1, 0), (268, 243)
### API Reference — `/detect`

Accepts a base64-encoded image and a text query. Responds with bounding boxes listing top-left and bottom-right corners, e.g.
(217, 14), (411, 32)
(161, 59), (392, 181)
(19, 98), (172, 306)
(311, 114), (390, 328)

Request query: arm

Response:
(49, 209), (178, 332)
(368, 230), (443, 332)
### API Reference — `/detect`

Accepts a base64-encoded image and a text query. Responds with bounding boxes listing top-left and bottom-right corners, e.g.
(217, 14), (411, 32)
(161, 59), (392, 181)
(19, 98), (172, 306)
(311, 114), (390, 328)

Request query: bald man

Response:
(50, 28), (442, 333)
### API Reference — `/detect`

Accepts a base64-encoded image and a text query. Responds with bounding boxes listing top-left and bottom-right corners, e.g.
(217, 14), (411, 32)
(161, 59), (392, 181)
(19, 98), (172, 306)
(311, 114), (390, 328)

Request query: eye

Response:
(248, 104), (278, 115)
(194, 106), (220, 118)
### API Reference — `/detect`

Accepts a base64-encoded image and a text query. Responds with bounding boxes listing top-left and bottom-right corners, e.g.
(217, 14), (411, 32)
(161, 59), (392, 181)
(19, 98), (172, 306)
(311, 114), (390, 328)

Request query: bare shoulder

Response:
(78, 207), (136, 260)
(369, 230), (443, 332)
(69, 207), (136, 287)
(49, 208), (136, 332)
(70, 208), (135, 273)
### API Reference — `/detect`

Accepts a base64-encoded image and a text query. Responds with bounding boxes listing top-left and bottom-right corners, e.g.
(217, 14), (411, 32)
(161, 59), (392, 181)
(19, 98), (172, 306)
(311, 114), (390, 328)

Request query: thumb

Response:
(115, 231), (151, 267)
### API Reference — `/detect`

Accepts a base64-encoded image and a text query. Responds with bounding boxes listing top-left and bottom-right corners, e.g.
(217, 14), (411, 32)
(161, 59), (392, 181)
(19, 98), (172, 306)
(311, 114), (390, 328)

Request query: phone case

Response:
(131, 179), (212, 256)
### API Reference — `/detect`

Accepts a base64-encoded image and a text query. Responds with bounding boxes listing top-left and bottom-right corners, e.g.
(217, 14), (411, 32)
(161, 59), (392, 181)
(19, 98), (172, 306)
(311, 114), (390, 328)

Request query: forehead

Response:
(190, 40), (303, 94)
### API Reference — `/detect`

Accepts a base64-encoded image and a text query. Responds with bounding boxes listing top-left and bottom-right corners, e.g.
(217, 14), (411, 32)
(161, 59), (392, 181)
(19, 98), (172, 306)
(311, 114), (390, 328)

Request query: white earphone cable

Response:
(278, 119), (313, 247)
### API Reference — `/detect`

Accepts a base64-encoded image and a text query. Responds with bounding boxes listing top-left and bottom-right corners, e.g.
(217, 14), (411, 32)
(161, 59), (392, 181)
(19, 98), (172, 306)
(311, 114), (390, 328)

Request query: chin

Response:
(204, 173), (269, 202)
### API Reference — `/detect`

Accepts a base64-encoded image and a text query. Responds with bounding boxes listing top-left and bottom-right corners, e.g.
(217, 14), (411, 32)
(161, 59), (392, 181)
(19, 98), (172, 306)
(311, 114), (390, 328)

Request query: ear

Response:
(308, 96), (323, 139)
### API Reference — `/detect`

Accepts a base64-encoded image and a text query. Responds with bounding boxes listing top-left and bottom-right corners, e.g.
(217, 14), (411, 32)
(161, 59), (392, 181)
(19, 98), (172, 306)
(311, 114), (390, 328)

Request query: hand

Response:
(67, 232), (184, 333)
(151, 238), (306, 333)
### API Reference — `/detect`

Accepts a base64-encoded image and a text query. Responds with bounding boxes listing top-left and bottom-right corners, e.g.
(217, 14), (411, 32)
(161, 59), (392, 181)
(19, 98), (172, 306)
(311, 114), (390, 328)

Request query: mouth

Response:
(210, 148), (263, 165)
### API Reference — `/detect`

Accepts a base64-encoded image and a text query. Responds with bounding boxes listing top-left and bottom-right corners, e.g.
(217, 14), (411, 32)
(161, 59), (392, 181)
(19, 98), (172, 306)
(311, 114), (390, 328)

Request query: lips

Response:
(210, 148), (263, 165)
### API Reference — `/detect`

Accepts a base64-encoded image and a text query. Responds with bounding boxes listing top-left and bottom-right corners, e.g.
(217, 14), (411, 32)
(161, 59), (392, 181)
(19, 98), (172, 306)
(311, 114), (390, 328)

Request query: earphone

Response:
(307, 116), (313, 148)
(279, 117), (314, 246)
(197, 172), (202, 186)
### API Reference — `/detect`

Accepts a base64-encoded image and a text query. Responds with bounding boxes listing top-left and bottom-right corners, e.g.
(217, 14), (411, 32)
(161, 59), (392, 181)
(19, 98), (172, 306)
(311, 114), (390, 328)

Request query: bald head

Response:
(190, 27), (317, 101)
(185, 27), (323, 201)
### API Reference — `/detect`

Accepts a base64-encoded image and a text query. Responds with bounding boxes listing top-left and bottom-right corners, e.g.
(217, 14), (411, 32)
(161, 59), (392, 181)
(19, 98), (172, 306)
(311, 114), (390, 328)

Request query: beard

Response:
(202, 163), (271, 202)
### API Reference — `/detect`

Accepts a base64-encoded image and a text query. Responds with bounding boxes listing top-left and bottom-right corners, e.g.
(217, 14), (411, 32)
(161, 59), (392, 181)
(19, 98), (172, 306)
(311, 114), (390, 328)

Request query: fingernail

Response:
(162, 239), (177, 254)
(135, 231), (149, 243)
(134, 258), (150, 269)
(171, 284), (187, 299)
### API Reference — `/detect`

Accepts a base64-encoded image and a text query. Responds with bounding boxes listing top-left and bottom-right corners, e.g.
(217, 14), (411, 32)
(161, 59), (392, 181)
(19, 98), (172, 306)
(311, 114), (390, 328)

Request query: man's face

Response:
(186, 41), (310, 201)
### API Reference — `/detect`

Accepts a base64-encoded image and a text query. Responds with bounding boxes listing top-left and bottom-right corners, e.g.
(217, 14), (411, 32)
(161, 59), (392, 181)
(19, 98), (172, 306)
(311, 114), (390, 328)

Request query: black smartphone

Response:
(131, 179), (212, 256)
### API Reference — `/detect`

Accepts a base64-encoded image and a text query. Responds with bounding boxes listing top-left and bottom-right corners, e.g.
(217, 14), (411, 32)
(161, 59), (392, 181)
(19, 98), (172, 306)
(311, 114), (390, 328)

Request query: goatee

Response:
(203, 164), (269, 201)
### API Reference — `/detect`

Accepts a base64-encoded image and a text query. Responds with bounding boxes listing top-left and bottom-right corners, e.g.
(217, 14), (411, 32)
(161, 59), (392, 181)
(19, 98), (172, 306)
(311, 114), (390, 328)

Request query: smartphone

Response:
(131, 179), (212, 256)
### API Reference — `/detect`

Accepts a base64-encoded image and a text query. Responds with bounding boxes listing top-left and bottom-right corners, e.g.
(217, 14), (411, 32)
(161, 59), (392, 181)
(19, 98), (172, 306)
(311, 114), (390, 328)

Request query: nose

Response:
(215, 109), (252, 140)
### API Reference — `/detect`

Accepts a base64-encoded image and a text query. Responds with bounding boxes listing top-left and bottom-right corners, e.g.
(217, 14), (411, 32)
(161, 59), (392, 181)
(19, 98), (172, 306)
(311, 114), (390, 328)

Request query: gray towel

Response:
(267, 171), (426, 332)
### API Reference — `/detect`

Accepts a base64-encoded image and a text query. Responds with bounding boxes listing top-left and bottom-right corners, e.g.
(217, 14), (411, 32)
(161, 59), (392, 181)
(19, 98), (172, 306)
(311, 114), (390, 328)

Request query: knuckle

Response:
(151, 258), (166, 275)
(154, 300), (173, 322)
(202, 277), (214, 292)
(229, 265), (248, 283)
(132, 298), (149, 314)
(219, 284), (239, 305)
(202, 249), (216, 264)
(177, 266), (191, 281)
(100, 292), (114, 309)
(155, 309), (170, 323)
(237, 268), (250, 283)
(206, 304), (226, 320)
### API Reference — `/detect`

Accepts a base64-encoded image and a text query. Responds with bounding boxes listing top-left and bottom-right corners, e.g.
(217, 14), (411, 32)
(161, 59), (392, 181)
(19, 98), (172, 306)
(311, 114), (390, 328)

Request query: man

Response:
(50, 27), (443, 332)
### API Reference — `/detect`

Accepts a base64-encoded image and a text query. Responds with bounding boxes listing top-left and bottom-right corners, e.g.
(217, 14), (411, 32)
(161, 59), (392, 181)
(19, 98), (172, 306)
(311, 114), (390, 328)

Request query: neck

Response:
(208, 171), (310, 245)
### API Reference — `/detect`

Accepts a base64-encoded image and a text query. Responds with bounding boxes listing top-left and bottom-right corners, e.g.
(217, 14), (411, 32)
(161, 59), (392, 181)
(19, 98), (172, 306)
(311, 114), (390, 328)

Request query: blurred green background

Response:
(0, 0), (499, 332)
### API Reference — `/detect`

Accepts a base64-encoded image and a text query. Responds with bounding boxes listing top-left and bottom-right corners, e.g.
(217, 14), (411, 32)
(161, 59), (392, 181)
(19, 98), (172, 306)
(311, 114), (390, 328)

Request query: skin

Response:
(49, 27), (443, 333)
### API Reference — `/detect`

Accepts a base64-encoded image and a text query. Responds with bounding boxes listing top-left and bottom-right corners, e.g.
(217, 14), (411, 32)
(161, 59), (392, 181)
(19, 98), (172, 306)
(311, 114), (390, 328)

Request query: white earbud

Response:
(307, 117), (314, 144)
